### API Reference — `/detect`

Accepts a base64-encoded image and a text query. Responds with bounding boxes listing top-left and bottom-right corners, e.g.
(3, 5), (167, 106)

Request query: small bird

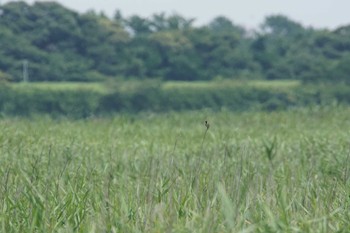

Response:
(204, 120), (210, 130)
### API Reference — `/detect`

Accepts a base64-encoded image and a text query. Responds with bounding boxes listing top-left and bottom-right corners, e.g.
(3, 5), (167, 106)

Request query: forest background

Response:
(1, 1), (350, 116)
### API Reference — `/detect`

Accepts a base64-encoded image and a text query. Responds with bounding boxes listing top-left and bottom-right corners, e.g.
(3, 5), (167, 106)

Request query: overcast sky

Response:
(2, 0), (350, 30)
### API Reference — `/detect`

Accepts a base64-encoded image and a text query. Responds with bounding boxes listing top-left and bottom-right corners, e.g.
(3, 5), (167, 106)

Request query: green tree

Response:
(150, 30), (200, 80)
(188, 17), (257, 79)
(208, 16), (245, 36)
(150, 13), (195, 32)
(77, 11), (129, 76)
(261, 15), (305, 37)
(329, 53), (350, 83)
(252, 15), (309, 79)
(126, 15), (152, 35)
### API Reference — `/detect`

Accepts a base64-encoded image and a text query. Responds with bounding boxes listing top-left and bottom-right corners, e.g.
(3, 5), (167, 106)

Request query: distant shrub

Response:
(0, 71), (12, 82)
(1, 87), (102, 118)
(3, 82), (350, 117)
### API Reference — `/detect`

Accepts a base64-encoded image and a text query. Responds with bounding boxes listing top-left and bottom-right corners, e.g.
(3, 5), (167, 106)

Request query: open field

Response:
(0, 107), (350, 232)
(11, 79), (301, 93)
(11, 82), (109, 94)
(162, 80), (301, 90)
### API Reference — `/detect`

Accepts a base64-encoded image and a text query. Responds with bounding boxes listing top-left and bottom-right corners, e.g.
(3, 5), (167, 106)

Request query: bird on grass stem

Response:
(200, 120), (210, 154)
(205, 120), (210, 130)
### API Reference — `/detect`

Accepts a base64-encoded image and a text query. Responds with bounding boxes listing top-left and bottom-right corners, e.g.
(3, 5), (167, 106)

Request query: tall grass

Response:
(0, 107), (349, 232)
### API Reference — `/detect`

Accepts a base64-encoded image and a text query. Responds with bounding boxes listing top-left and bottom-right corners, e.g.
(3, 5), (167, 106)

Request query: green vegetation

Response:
(11, 82), (108, 93)
(1, 2), (349, 116)
(11, 79), (300, 93)
(1, 2), (349, 232)
(1, 1), (350, 83)
(2, 80), (350, 117)
(0, 107), (349, 232)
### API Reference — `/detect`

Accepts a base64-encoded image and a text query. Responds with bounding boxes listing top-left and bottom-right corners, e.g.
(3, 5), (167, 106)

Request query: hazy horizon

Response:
(2, 0), (350, 30)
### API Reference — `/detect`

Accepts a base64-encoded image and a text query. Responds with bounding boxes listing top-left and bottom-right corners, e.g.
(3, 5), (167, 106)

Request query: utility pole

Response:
(23, 60), (28, 82)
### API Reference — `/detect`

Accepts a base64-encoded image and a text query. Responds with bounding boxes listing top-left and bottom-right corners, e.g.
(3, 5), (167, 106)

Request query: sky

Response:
(2, 0), (350, 30)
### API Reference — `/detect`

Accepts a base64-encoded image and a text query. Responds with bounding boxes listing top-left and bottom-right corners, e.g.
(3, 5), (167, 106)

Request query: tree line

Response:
(1, 1), (350, 83)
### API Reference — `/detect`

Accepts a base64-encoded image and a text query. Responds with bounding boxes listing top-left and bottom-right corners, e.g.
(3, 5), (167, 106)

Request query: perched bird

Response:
(204, 120), (210, 130)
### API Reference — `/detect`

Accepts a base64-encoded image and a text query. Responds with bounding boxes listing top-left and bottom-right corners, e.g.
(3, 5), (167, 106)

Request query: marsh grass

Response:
(0, 107), (350, 232)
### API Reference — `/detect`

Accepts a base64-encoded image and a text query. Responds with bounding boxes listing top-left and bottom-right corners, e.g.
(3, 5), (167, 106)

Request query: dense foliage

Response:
(1, 81), (350, 118)
(1, 1), (350, 83)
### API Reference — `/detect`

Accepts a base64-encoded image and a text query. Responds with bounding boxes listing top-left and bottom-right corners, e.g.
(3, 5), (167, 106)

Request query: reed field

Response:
(0, 106), (349, 232)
